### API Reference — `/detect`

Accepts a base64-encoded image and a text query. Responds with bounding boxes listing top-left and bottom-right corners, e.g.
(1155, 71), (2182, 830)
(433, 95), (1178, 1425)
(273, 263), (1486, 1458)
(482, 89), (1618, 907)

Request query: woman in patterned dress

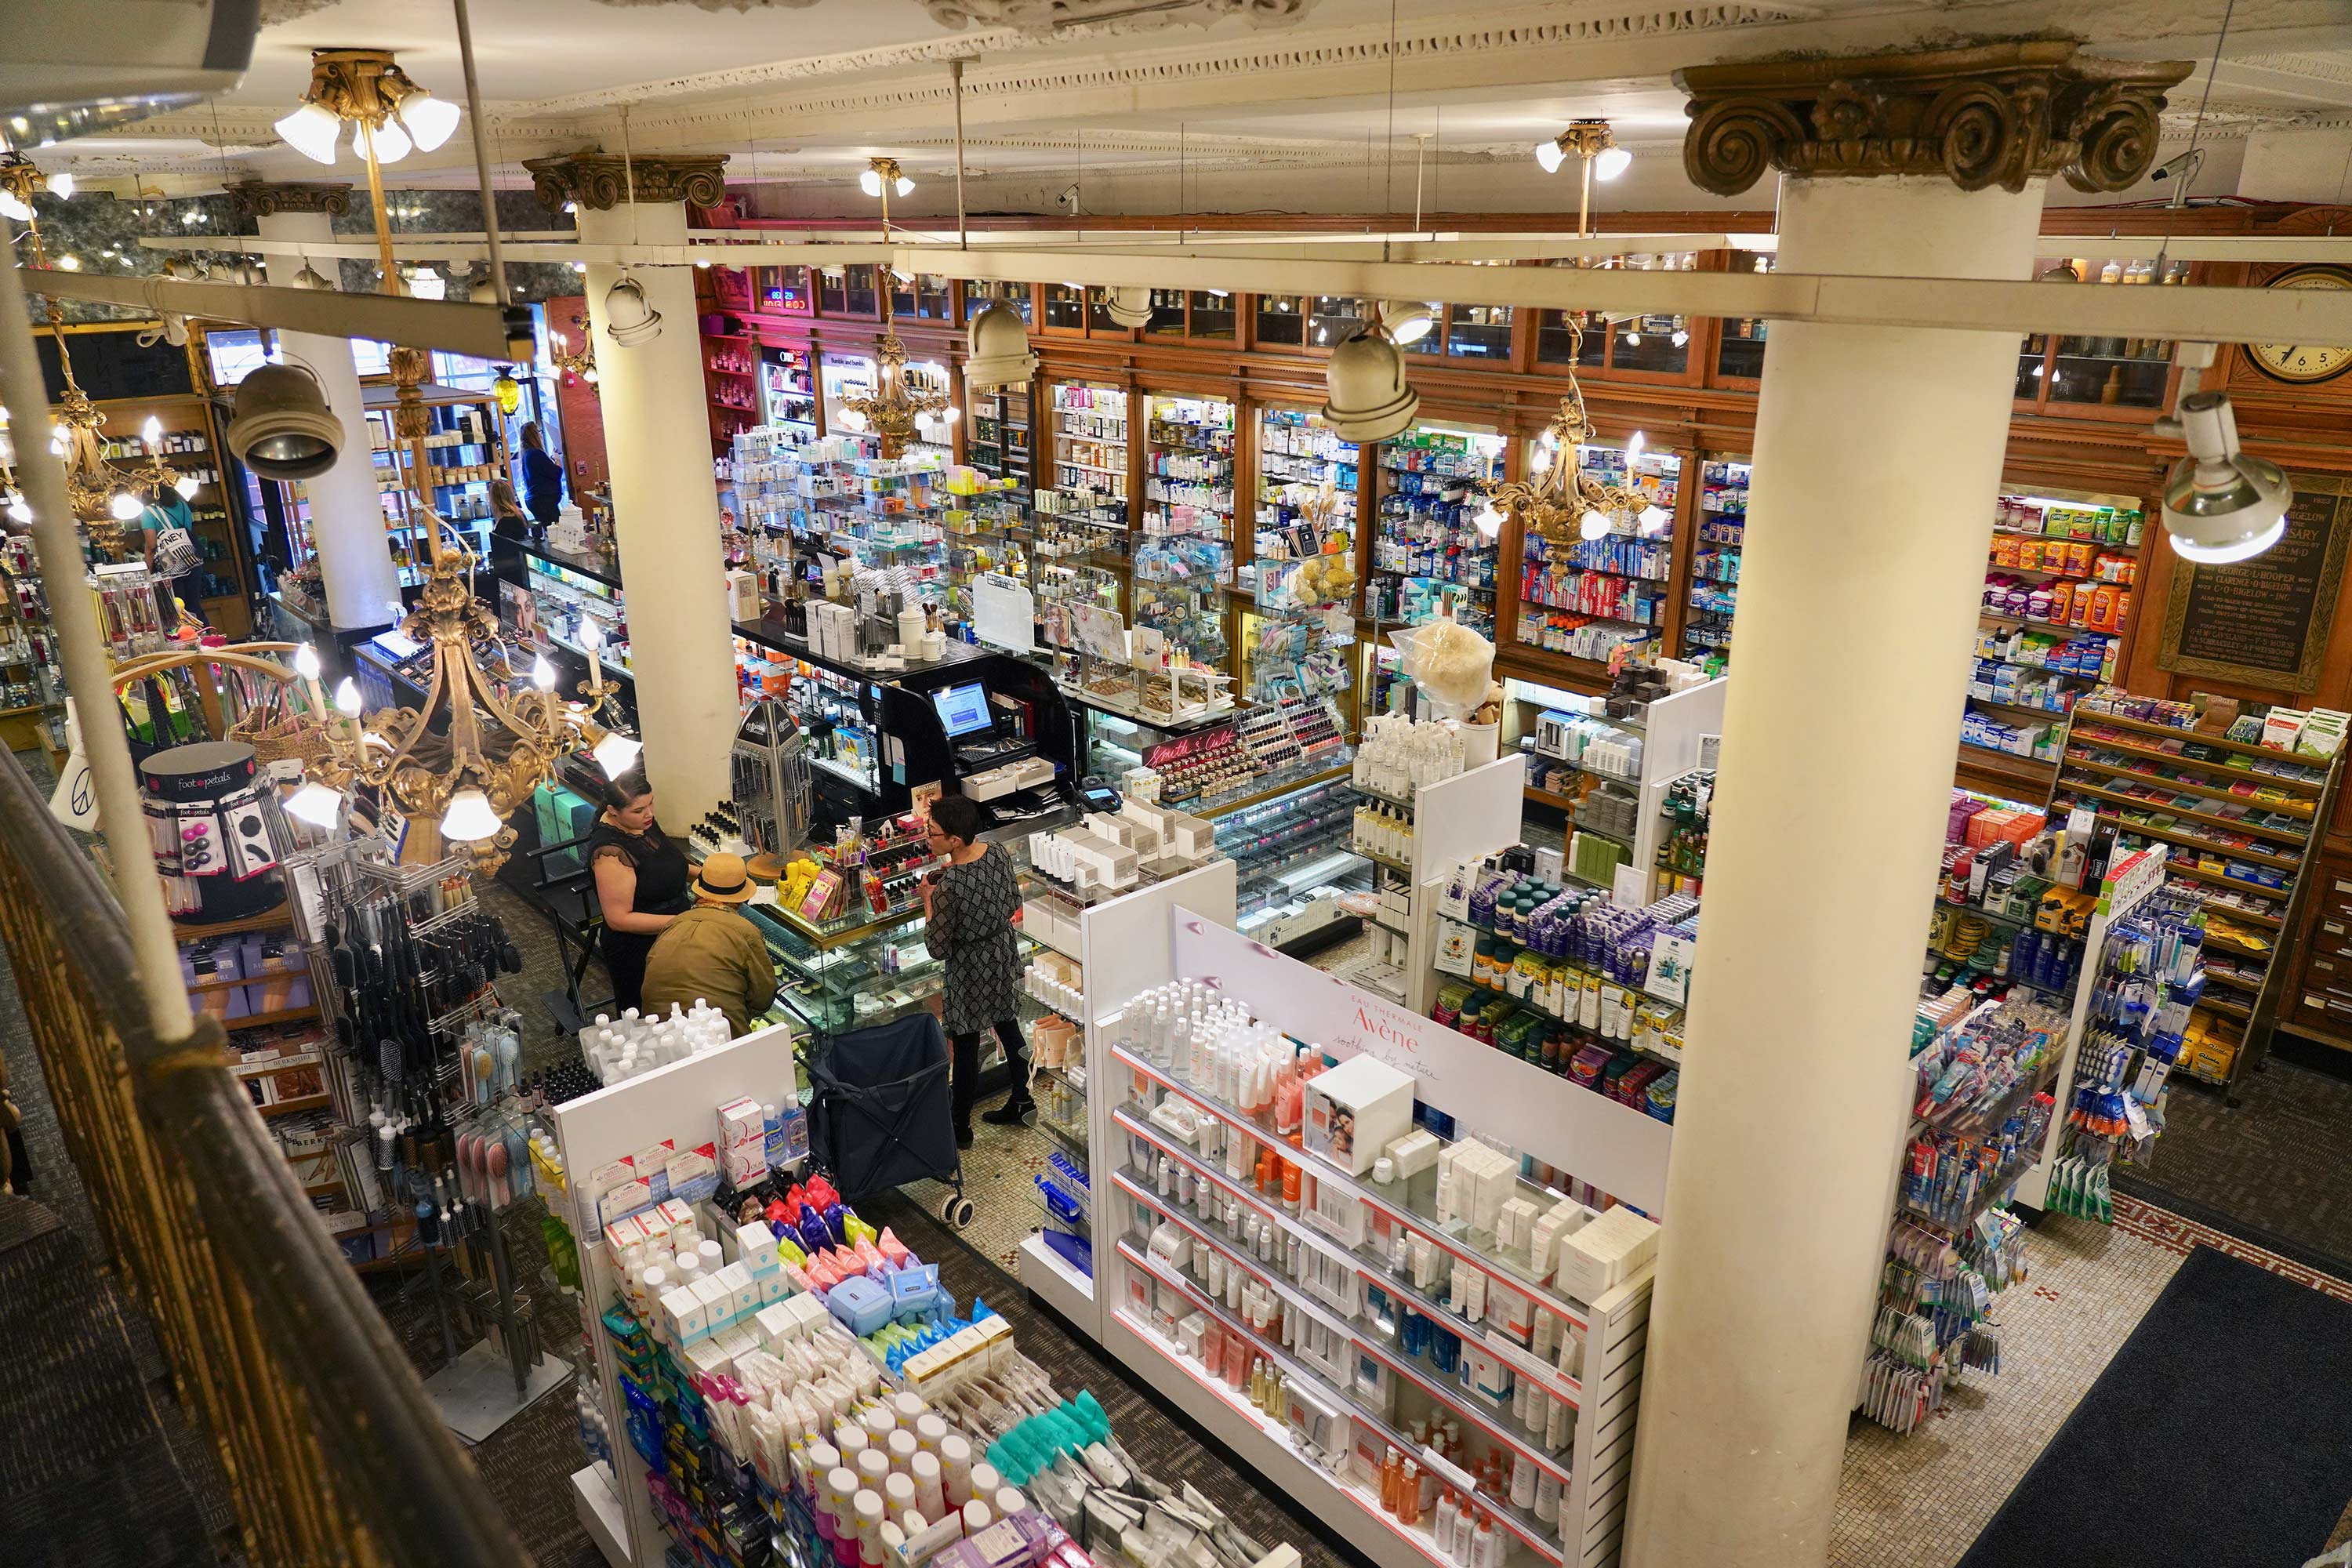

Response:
(922, 793), (1033, 1148)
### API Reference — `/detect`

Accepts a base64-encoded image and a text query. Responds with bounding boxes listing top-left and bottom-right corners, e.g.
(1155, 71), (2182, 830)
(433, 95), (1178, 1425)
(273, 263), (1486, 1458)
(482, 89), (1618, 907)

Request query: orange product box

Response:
(2048, 582), (2074, 626)
(1965, 807), (2046, 849)
(1990, 536), (2019, 568)
(2067, 540), (2095, 576)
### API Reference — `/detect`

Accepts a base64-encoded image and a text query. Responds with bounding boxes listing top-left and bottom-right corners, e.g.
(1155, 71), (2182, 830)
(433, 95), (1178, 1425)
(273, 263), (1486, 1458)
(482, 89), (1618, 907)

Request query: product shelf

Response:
(1110, 1046), (1600, 1332)
(2056, 779), (2312, 848)
(2079, 709), (2331, 766)
(2059, 753), (2320, 816)
(2158, 858), (2292, 895)
(2061, 807), (2303, 872)
(2063, 726), (2328, 797)
(1112, 1197), (1575, 1565)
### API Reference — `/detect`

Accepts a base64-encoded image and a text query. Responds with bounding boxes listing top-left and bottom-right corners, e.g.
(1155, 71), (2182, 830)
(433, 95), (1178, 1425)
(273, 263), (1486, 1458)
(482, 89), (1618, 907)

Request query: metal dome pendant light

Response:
(602, 272), (663, 347)
(966, 303), (1037, 390)
(839, 158), (948, 458)
(1102, 285), (1153, 329)
(1322, 310), (1420, 444)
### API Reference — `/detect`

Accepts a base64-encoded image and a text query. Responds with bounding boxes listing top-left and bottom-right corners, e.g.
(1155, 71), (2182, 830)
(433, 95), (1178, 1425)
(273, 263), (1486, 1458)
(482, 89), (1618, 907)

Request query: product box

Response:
(1557, 1204), (1660, 1303)
(1301, 1054), (1414, 1176)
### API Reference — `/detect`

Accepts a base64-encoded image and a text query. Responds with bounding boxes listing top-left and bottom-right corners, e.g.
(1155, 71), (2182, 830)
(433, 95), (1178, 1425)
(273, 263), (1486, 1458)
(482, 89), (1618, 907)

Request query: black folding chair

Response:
(806, 1011), (972, 1230)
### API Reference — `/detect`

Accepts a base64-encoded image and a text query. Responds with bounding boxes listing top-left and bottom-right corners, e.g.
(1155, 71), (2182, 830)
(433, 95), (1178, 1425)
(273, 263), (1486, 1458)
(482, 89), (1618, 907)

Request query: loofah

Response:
(1401, 615), (1495, 710)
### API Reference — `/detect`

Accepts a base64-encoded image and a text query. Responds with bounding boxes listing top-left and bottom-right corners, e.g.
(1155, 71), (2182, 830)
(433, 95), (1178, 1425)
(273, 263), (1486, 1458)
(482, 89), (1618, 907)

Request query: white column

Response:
(575, 198), (738, 819)
(256, 209), (404, 633)
(1625, 175), (2043, 1565)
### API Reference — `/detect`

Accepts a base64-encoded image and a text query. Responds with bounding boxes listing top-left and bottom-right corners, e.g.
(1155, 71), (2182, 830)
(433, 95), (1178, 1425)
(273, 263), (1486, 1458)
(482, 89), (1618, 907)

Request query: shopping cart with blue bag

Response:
(804, 1011), (974, 1229)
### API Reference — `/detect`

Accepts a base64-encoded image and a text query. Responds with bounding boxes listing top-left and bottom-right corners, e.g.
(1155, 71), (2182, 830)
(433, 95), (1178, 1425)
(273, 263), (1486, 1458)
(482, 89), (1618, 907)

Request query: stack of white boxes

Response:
(657, 1218), (832, 1383)
(717, 1097), (768, 1189)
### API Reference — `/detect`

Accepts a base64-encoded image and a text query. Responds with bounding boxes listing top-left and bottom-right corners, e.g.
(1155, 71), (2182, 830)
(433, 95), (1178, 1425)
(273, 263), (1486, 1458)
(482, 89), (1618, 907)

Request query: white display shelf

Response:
(571, 1464), (628, 1568)
(1114, 1237), (1569, 1566)
(1018, 1231), (1097, 1319)
(1105, 1053), (1590, 1335)
(1110, 1171), (1580, 1497)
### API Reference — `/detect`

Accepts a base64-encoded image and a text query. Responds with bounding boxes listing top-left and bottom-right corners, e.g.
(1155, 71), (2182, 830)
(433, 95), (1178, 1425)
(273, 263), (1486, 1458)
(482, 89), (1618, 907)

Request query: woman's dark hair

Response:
(521, 420), (545, 451)
(928, 793), (984, 844)
(601, 764), (652, 811)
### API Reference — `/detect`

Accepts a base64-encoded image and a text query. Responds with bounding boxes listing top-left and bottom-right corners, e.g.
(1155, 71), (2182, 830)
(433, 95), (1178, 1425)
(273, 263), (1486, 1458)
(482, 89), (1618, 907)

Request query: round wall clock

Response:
(2248, 266), (2352, 385)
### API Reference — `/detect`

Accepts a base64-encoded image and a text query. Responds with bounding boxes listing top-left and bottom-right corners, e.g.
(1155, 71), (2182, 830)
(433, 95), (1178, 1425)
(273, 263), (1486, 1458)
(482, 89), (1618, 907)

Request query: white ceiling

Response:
(24, 0), (2352, 210)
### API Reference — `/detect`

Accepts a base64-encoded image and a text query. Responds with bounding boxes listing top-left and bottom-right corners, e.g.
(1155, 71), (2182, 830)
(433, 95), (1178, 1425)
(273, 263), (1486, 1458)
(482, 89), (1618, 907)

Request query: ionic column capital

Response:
(1674, 42), (2193, 198)
(224, 180), (354, 220)
(523, 151), (730, 212)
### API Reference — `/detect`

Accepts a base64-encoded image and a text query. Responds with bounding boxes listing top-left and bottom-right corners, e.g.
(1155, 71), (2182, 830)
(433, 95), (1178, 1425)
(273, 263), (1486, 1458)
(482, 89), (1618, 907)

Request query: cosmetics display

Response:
(1370, 427), (1505, 633)
(758, 343), (818, 434)
(1133, 394), (1236, 666)
(1098, 912), (1661, 1568)
(522, 543), (633, 688)
(2053, 689), (2343, 1088)
(1040, 382), (1129, 534)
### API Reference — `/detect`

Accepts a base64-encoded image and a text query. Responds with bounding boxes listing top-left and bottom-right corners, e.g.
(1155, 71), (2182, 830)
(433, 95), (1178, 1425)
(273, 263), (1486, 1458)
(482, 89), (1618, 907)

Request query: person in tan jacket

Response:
(640, 852), (779, 1037)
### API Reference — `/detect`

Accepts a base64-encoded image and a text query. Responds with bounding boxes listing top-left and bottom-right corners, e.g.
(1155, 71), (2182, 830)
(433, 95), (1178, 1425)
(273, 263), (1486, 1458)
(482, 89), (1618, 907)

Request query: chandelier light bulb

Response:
(439, 786), (500, 842)
(174, 474), (198, 499)
(142, 415), (162, 448)
(364, 116), (412, 165)
(571, 260), (587, 274)
(859, 168), (883, 198)
(1672, 328), (1690, 347)
(293, 642), (321, 681)
(0, 191), (31, 223)
(334, 677), (361, 717)
(285, 780), (344, 829)
(895, 176), (916, 198)
(532, 653), (557, 690)
(577, 616), (602, 652)
(1474, 499), (1504, 539)
(591, 731), (642, 779)
(274, 100), (343, 165)
(109, 492), (143, 522)
(1534, 138), (1566, 174)
(1625, 430), (1646, 464)
(48, 173), (74, 201)
(4, 493), (27, 524)
(396, 90), (459, 152)
(1623, 329), (1642, 347)
(54, 254), (80, 271)
(1594, 146), (1632, 181)
(1579, 510), (1612, 542)
(1638, 504), (1671, 535)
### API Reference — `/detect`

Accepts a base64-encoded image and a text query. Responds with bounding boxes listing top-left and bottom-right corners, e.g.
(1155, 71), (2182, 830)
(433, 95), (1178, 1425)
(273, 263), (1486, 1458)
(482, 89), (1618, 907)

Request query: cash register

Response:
(935, 680), (1058, 811)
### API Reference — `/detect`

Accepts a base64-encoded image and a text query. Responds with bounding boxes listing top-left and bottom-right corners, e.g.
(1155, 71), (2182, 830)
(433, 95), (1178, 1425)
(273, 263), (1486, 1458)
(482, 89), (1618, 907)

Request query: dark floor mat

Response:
(0, 1195), (214, 1568)
(1959, 1244), (2352, 1568)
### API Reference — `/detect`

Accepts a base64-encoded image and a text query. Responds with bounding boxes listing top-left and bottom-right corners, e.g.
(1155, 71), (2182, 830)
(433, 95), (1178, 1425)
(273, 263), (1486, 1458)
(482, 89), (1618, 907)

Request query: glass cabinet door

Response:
(1513, 436), (1679, 667)
(1136, 393), (1237, 666)
(1367, 423), (1505, 634)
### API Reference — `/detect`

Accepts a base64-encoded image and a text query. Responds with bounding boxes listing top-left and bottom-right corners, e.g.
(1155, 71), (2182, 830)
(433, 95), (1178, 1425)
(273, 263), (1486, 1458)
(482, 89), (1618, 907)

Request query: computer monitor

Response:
(931, 681), (994, 740)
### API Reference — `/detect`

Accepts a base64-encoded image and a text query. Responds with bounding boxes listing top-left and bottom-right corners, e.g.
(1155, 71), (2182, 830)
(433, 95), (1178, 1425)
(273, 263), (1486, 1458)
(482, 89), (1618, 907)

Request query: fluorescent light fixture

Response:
(438, 786), (500, 842)
(275, 101), (343, 165)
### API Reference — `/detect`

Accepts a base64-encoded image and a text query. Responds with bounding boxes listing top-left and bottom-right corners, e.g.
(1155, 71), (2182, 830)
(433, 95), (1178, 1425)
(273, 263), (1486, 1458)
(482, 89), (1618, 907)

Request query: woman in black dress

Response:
(587, 766), (692, 1014)
(922, 793), (1032, 1147)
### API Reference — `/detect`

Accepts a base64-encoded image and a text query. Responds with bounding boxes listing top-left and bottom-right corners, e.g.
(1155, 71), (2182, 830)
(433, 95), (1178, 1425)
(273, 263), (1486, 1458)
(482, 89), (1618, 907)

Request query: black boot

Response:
(980, 1096), (1031, 1127)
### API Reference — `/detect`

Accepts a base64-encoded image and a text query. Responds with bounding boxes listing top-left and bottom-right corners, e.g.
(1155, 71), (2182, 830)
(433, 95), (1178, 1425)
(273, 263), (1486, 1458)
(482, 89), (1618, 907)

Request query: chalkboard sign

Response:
(36, 326), (194, 403)
(2159, 472), (2352, 694)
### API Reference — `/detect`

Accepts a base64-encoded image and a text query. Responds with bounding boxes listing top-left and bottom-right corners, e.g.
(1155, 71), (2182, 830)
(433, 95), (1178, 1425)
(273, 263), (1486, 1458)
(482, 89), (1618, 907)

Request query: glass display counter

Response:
(520, 542), (632, 688)
(1368, 423), (1504, 634)
(746, 902), (942, 1034)
(733, 635), (886, 800)
(758, 343), (816, 434)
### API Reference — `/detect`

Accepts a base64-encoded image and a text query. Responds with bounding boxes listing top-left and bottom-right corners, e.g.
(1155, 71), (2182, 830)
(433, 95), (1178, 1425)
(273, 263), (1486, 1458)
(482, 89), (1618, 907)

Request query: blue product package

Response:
(826, 1276), (894, 1338)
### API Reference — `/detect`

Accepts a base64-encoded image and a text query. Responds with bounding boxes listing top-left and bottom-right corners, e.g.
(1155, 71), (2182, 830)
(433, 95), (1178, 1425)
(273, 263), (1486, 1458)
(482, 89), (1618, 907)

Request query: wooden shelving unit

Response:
(2056, 701), (2346, 1096)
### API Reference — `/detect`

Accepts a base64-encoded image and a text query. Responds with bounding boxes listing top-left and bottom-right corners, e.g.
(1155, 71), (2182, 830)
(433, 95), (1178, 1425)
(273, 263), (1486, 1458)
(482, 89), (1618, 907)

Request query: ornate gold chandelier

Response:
(1484, 378), (1671, 550)
(0, 155), (194, 557)
(836, 158), (949, 459)
(548, 325), (598, 390)
(269, 49), (599, 862)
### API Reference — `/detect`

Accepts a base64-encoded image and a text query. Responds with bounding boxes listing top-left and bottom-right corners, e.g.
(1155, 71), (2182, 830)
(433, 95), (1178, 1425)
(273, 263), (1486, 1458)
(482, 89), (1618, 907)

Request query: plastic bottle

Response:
(911, 1450), (945, 1519)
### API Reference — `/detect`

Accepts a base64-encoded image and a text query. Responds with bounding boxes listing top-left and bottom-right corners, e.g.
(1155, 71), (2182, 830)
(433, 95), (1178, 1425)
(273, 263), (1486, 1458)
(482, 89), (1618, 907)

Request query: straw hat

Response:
(692, 851), (755, 904)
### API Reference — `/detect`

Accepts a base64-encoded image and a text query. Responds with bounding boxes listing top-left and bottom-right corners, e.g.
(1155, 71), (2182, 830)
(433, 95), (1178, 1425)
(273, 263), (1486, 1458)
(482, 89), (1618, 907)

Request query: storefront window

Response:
(1715, 250), (1772, 380)
(843, 263), (879, 317)
(1255, 295), (1305, 347)
(963, 279), (1032, 324)
(1308, 296), (1365, 349)
(1446, 303), (1514, 360)
(758, 265), (813, 315)
(1147, 289), (1188, 337)
(1189, 291), (1236, 339)
(1043, 284), (1086, 331)
(1536, 310), (1601, 368)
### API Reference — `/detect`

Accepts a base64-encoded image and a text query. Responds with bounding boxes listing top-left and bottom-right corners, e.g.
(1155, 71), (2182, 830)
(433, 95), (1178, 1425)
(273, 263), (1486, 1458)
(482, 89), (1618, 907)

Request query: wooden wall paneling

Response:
(1662, 438), (1706, 665)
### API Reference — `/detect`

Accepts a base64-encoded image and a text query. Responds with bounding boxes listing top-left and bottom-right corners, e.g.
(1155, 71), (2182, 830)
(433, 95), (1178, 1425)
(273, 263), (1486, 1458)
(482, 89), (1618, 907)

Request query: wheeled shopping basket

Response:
(804, 1011), (973, 1229)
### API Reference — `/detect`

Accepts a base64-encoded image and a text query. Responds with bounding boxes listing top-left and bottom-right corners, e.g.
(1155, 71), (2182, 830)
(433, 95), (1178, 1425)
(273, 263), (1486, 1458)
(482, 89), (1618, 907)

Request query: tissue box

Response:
(1301, 1054), (1414, 1176)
